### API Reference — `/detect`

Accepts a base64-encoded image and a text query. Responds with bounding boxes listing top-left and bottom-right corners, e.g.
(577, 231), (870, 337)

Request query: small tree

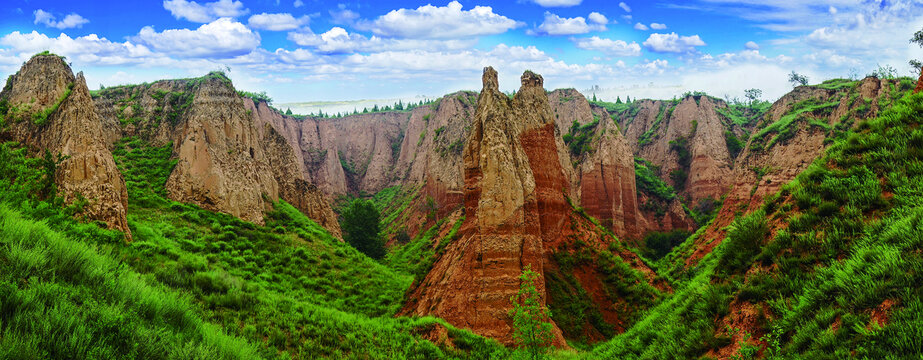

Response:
(424, 195), (439, 223)
(285, 108), (293, 116)
(616, 96), (622, 104)
(788, 71), (808, 87)
(509, 265), (555, 360)
(340, 199), (385, 259)
(591, 93), (597, 102)
(744, 88), (762, 108)
(911, 30), (923, 79)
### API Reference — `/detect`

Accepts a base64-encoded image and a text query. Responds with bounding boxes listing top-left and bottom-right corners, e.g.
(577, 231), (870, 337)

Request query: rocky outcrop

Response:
(617, 96), (736, 205)
(577, 114), (641, 237)
(165, 77), (280, 224)
(1, 55), (131, 239)
(684, 77), (899, 267)
(402, 68), (662, 346)
(258, 120), (342, 238)
(550, 91), (696, 241)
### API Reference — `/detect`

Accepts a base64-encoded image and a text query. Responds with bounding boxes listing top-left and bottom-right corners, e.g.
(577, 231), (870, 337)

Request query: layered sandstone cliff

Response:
(401, 68), (662, 346)
(1, 54), (131, 238)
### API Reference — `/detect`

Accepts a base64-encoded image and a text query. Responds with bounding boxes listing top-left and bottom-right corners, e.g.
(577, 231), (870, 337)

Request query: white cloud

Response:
(638, 59), (668, 74)
(619, 2), (631, 12)
(643, 32), (706, 53)
(633, 23), (648, 30)
(698, 49), (791, 68)
(0, 31), (158, 66)
(136, 18), (260, 58)
(588, 12), (609, 25)
(829, 6), (838, 15)
(573, 36), (641, 56)
(331, 9), (360, 25)
(745, 41), (759, 50)
(248, 13), (309, 31)
(529, 0), (582, 6)
(33, 9), (89, 29)
(650, 23), (667, 30)
(294, 0), (304, 8)
(163, 0), (249, 23)
(531, 12), (607, 35)
(360, 1), (520, 39)
(287, 27), (475, 54)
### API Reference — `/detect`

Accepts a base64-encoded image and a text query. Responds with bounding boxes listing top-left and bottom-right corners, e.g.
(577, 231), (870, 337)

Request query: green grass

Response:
(638, 105), (667, 146)
(634, 158), (675, 203)
(562, 117), (599, 158)
(592, 90), (923, 359)
(750, 97), (841, 151)
(0, 137), (508, 359)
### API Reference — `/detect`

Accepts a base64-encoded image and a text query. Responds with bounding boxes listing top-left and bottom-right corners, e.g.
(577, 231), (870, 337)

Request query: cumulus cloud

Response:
(287, 27), (475, 54)
(0, 31), (157, 66)
(745, 41), (759, 50)
(136, 18), (260, 58)
(588, 12), (609, 25)
(531, 12), (607, 35)
(293, 0), (304, 8)
(650, 23), (667, 30)
(529, 0), (582, 6)
(248, 13), (309, 31)
(163, 0), (248, 23)
(619, 2), (631, 12)
(573, 36), (641, 56)
(360, 1), (521, 39)
(33, 9), (89, 29)
(638, 59), (668, 74)
(633, 23), (648, 31)
(643, 32), (706, 53)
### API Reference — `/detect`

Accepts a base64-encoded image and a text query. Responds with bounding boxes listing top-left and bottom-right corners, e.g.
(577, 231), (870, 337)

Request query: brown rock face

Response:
(578, 118), (642, 238)
(258, 121), (342, 238)
(1, 55), (131, 238)
(402, 67), (568, 346)
(402, 68), (663, 346)
(915, 67), (923, 94)
(618, 96), (735, 205)
(165, 77), (280, 224)
(684, 77), (896, 267)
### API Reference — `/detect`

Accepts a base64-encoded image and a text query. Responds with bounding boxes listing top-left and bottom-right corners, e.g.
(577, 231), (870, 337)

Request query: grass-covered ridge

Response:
(592, 90), (923, 359)
(0, 135), (508, 359)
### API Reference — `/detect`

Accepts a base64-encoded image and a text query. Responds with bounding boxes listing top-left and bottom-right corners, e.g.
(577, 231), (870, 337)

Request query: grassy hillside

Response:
(591, 90), (923, 359)
(0, 137), (506, 359)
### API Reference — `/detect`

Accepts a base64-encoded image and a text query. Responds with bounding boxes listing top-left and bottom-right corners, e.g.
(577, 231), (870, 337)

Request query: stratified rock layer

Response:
(402, 68), (662, 346)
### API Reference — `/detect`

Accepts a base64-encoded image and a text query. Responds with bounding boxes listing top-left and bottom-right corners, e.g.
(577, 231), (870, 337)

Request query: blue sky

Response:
(2, 0), (923, 106)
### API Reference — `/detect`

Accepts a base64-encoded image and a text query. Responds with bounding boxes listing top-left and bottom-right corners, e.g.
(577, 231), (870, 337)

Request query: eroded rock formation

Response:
(401, 67), (661, 346)
(1, 55), (131, 238)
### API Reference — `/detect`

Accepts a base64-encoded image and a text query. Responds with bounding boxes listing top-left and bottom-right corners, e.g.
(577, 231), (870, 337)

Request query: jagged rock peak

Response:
(1, 54), (132, 239)
(520, 70), (543, 88)
(482, 66), (499, 92)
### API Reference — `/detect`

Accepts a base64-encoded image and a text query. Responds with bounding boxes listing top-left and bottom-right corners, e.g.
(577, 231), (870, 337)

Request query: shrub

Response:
(340, 199), (385, 259)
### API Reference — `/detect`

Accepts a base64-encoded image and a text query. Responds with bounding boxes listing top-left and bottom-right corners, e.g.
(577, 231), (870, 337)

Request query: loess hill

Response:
(0, 53), (921, 359)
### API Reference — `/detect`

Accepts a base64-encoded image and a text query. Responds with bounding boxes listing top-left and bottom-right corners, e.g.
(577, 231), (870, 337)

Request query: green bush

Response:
(340, 199), (385, 259)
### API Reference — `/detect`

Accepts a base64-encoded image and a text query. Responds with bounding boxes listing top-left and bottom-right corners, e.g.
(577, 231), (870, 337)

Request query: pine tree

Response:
(616, 96), (622, 104)
(509, 265), (555, 360)
(625, 95), (631, 103)
(592, 93), (597, 102)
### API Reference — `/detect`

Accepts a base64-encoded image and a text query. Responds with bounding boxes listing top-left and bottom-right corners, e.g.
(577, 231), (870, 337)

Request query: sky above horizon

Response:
(1, 0), (923, 107)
